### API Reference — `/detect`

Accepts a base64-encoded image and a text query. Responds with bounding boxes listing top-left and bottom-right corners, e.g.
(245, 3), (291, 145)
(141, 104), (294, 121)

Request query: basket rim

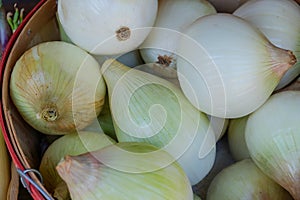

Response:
(0, 0), (49, 199)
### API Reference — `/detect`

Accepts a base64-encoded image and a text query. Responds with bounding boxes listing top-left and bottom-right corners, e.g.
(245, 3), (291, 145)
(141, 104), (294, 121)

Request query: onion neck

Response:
(269, 44), (297, 78)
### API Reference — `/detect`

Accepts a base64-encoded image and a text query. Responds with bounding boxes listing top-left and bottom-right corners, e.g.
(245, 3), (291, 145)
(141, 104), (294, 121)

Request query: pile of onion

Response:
(7, 0), (300, 199)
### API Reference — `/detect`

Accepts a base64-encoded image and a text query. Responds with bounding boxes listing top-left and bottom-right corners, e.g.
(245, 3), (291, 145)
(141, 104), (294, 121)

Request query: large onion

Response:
(234, 0), (300, 90)
(101, 59), (216, 185)
(176, 13), (296, 118)
(10, 41), (106, 135)
(57, 0), (158, 55)
(245, 91), (300, 200)
(56, 142), (193, 200)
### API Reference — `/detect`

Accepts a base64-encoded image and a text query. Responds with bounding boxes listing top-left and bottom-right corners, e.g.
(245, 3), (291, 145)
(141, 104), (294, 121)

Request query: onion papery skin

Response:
(56, 142), (193, 200)
(176, 13), (296, 118)
(10, 41), (106, 135)
(207, 159), (293, 200)
(101, 59), (216, 185)
(234, 0), (300, 90)
(245, 91), (300, 200)
(39, 131), (115, 199)
(140, 0), (216, 70)
(57, 0), (158, 55)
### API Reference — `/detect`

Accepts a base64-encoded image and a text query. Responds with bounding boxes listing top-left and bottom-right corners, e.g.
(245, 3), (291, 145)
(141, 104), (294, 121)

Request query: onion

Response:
(10, 41), (106, 135)
(139, 0), (216, 71)
(207, 159), (293, 200)
(56, 142), (193, 200)
(101, 59), (216, 185)
(176, 13), (296, 118)
(227, 116), (250, 161)
(39, 131), (115, 199)
(57, 0), (158, 55)
(245, 91), (300, 199)
(234, 0), (300, 90)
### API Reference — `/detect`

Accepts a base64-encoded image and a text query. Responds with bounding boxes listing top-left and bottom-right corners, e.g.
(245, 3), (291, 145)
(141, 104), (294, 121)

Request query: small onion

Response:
(234, 0), (300, 90)
(245, 91), (300, 200)
(39, 131), (115, 199)
(56, 142), (193, 200)
(57, 0), (158, 55)
(10, 41), (106, 135)
(101, 59), (216, 185)
(176, 13), (296, 118)
(227, 116), (250, 161)
(207, 159), (293, 200)
(139, 0), (216, 70)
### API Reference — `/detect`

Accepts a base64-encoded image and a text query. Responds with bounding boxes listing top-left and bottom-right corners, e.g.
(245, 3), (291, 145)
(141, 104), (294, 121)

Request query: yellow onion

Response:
(101, 59), (216, 185)
(245, 91), (300, 199)
(10, 41), (106, 135)
(176, 13), (296, 118)
(39, 131), (115, 199)
(227, 116), (250, 161)
(207, 159), (293, 200)
(56, 142), (193, 200)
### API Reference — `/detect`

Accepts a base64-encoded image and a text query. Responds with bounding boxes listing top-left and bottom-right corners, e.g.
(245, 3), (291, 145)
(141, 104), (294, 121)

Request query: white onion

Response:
(101, 59), (216, 185)
(57, 0), (158, 55)
(207, 159), (293, 200)
(234, 0), (300, 90)
(245, 91), (300, 199)
(140, 0), (216, 72)
(176, 13), (296, 118)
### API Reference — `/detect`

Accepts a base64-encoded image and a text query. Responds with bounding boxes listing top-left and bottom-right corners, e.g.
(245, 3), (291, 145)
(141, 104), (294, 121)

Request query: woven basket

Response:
(0, 0), (59, 199)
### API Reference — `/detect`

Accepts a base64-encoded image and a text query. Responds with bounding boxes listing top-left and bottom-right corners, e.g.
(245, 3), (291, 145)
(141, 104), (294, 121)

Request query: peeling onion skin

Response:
(10, 41), (106, 135)
(245, 91), (300, 200)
